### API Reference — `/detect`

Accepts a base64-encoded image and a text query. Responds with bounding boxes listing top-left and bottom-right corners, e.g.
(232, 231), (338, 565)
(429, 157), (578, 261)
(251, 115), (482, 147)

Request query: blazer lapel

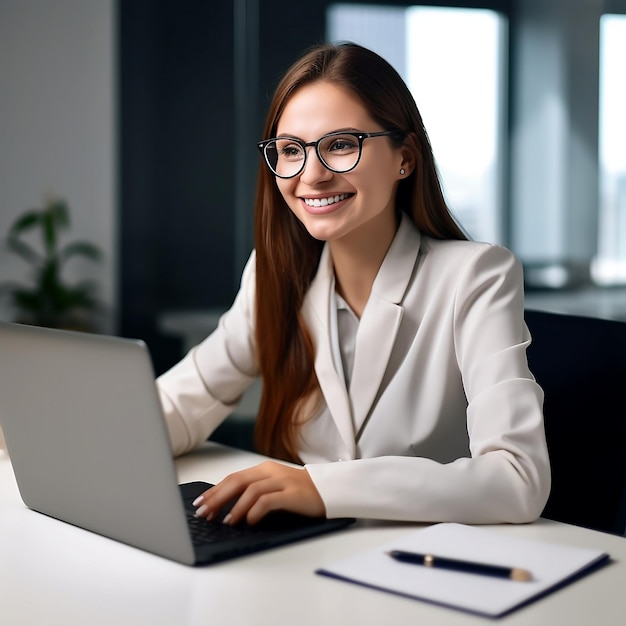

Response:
(301, 216), (422, 452)
(302, 247), (356, 456)
(349, 297), (403, 436)
(349, 215), (422, 435)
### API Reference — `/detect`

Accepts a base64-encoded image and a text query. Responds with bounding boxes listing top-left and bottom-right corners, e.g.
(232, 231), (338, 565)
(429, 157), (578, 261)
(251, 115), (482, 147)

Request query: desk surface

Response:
(1, 444), (625, 626)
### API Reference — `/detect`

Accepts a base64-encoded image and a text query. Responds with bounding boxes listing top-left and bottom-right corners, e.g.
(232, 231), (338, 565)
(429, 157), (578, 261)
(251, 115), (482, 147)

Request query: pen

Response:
(386, 550), (533, 582)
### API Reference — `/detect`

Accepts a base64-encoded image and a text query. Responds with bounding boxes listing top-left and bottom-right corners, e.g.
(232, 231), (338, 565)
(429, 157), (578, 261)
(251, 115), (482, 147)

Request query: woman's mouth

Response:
(302, 193), (352, 209)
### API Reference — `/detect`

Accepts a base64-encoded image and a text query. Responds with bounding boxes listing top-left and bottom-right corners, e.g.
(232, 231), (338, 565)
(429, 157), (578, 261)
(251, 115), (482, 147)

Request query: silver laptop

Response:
(0, 321), (353, 565)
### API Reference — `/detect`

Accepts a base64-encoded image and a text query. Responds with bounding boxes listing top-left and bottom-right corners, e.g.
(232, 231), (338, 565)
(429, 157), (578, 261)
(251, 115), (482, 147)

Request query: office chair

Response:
(524, 308), (626, 536)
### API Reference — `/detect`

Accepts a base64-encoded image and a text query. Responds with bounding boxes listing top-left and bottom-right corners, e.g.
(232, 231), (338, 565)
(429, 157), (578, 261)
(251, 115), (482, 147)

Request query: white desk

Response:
(1, 444), (625, 626)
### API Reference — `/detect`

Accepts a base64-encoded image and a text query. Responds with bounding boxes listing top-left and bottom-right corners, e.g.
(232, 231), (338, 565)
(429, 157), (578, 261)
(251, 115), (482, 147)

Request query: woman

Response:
(157, 42), (550, 526)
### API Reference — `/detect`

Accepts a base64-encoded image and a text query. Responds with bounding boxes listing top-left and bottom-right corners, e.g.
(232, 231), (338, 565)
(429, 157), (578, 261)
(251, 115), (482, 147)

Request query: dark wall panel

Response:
(119, 0), (235, 373)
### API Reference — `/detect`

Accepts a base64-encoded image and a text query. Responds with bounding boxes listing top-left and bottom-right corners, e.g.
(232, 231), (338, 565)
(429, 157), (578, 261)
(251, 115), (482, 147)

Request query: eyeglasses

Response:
(257, 130), (402, 179)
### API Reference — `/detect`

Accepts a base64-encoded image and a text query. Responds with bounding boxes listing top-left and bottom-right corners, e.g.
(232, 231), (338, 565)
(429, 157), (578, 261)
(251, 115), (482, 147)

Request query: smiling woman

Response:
(156, 42), (550, 529)
(271, 81), (410, 246)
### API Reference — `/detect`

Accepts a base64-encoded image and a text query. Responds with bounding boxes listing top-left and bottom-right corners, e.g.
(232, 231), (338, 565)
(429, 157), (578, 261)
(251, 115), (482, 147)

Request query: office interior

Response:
(1, 0), (626, 380)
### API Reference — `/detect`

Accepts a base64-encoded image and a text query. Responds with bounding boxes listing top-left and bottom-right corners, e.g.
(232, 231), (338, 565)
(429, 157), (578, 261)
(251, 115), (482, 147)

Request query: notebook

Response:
(317, 522), (610, 618)
(0, 321), (354, 566)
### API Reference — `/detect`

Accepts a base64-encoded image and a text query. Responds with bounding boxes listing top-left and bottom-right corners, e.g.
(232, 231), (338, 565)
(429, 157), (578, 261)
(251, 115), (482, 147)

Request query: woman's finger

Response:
(192, 463), (273, 519)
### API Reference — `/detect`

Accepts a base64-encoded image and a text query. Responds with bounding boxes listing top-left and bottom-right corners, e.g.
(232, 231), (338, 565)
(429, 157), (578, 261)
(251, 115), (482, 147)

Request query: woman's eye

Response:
(328, 138), (357, 152)
(279, 144), (303, 159)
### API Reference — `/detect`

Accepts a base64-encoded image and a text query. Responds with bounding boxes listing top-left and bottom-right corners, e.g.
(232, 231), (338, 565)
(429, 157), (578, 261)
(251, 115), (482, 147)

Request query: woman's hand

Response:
(192, 461), (326, 525)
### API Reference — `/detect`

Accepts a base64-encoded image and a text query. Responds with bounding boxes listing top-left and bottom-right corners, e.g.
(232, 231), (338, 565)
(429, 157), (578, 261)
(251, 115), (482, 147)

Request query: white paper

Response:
(317, 523), (609, 617)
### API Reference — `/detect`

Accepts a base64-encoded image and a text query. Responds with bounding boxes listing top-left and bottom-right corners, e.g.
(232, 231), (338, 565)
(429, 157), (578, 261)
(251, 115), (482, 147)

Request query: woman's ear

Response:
(399, 133), (418, 177)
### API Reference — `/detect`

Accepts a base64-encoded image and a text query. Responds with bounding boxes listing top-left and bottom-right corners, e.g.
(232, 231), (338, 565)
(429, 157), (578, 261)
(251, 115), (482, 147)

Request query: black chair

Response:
(524, 308), (626, 536)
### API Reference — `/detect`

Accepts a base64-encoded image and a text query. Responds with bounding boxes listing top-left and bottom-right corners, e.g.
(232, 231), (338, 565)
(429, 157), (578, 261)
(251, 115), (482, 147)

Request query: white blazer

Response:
(157, 215), (551, 524)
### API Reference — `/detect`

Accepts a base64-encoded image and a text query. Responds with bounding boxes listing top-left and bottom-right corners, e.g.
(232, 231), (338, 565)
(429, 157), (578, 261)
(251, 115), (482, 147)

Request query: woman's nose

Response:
(298, 148), (334, 184)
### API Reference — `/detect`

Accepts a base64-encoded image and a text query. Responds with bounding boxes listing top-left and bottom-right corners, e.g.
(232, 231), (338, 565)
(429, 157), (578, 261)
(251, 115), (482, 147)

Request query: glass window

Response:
(327, 4), (508, 244)
(594, 13), (626, 285)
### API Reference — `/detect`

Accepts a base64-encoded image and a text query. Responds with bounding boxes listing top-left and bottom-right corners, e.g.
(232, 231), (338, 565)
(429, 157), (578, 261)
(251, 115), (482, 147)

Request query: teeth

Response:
(304, 193), (349, 207)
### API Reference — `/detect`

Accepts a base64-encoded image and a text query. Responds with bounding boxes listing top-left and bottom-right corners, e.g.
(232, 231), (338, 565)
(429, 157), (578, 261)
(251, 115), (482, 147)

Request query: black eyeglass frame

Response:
(256, 130), (405, 179)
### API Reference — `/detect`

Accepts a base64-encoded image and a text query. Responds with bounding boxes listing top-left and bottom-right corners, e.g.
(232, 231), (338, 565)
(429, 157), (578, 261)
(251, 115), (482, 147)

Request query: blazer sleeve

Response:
(305, 244), (551, 524)
(156, 252), (259, 456)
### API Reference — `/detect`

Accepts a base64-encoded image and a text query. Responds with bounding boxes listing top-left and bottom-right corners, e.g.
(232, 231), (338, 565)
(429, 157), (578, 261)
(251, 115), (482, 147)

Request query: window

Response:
(594, 13), (626, 285)
(327, 4), (508, 244)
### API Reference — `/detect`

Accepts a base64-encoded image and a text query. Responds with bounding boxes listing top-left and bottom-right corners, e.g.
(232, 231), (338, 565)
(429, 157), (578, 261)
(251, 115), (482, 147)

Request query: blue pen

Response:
(386, 550), (533, 582)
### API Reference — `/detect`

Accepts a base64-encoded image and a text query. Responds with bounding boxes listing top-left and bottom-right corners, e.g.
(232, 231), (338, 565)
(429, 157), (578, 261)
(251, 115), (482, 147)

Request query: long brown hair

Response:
(253, 43), (466, 461)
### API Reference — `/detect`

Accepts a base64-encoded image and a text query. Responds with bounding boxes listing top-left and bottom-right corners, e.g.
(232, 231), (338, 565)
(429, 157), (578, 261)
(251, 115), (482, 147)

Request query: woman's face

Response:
(274, 81), (411, 244)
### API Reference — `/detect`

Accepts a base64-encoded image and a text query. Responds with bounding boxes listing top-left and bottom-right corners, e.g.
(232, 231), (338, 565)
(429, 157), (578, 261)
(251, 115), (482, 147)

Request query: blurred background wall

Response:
(0, 0), (116, 331)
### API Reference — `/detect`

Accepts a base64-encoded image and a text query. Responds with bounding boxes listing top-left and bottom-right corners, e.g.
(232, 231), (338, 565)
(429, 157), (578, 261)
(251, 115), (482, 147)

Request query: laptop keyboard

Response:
(181, 481), (263, 546)
(186, 510), (260, 546)
(179, 480), (351, 553)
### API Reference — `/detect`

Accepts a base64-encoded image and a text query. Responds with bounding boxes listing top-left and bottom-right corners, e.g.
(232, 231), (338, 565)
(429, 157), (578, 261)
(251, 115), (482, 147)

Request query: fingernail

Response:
(222, 513), (232, 525)
(192, 495), (204, 507)
(195, 504), (208, 518)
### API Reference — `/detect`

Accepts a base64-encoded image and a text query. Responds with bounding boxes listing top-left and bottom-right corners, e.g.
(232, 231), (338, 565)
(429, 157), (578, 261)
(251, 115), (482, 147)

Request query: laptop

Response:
(0, 321), (354, 566)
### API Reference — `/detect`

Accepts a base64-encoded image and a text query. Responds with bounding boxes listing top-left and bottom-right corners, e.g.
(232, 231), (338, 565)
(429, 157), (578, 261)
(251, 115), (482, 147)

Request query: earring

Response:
(400, 168), (406, 175)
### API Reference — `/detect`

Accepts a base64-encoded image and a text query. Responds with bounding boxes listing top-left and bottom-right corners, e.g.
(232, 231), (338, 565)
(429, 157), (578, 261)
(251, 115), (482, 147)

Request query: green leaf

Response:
(48, 199), (70, 227)
(6, 236), (41, 265)
(42, 199), (69, 255)
(12, 288), (42, 313)
(8, 211), (41, 237)
(59, 241), (103, 264)
(43, 207), (56, 255)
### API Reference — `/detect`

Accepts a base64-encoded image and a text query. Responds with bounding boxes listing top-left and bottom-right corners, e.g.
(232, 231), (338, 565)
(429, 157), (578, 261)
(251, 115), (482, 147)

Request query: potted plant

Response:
(0, 197), (103, 331)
